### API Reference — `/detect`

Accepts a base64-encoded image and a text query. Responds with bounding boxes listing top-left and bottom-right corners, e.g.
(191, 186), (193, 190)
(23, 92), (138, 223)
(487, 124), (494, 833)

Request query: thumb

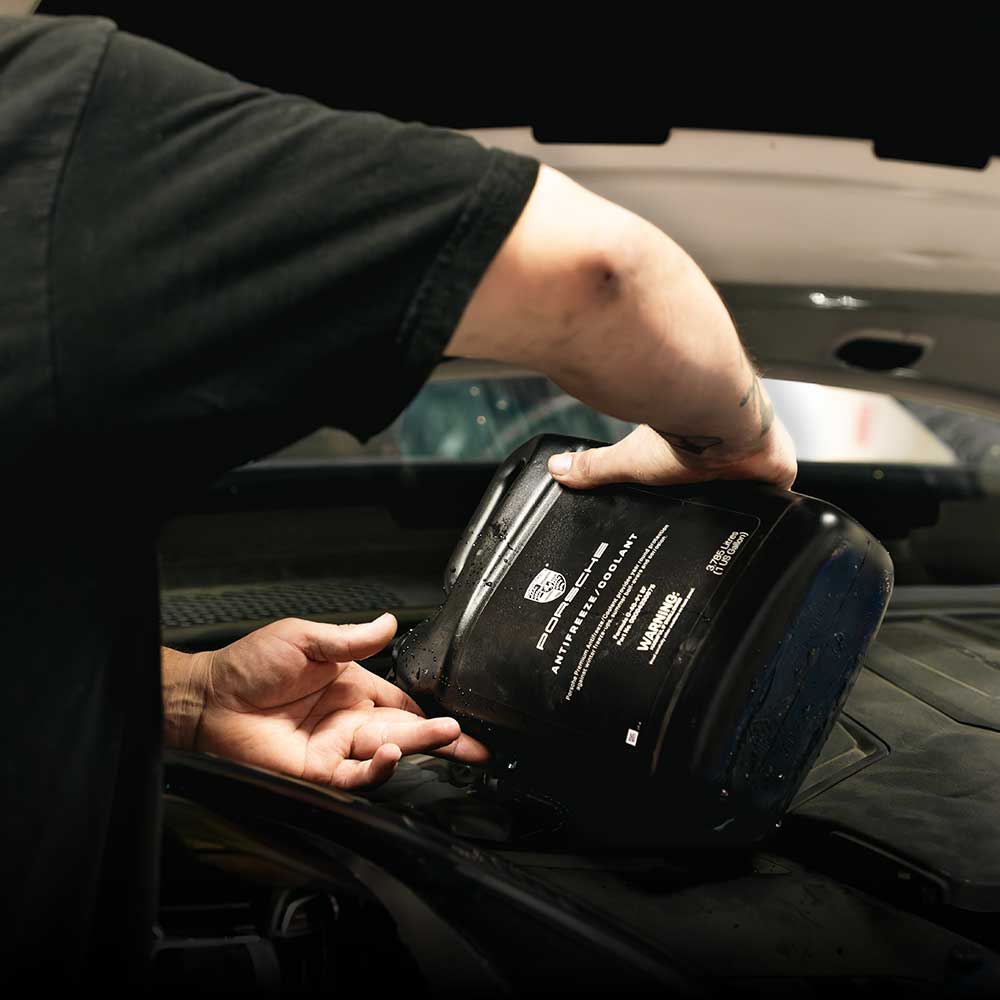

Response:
(546, 426), (683, 489)
(274, 613), (398, 664)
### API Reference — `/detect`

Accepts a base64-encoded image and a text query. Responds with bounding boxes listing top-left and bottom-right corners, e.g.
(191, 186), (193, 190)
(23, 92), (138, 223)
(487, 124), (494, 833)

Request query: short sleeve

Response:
(50, 30), (539, 481)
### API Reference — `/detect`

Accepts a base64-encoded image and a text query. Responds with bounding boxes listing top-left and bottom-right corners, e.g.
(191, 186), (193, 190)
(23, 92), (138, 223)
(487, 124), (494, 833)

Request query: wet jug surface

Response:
(395, 435), (894, 847)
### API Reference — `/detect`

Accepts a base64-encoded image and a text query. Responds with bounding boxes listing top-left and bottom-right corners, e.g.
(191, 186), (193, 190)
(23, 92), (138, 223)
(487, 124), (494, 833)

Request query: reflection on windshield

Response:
(268, 373), (965, 466)
(397, 377), (632, 460)
(901, 400), (1000, 471)
(766, 381), (956, 465)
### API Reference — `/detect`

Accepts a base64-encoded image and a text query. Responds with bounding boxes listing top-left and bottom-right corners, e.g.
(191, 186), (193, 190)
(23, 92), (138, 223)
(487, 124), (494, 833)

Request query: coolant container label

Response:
(460, 488), (760, 750)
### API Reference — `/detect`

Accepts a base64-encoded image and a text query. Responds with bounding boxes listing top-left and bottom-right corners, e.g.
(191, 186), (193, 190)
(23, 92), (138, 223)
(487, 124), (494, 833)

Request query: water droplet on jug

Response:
(719, 788), (729, 799)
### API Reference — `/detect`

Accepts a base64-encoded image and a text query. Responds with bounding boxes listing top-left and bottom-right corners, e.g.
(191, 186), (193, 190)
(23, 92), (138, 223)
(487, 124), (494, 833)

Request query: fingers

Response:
(272, 613), (398, 665)
(335, 661), (425, 715)
(361, 668), (426, 716)
(352, 711), (491, 766)
(548, 426), (681, 488)
(333, 743), (402, 790)
(315, 710), (491, 791)
(351, 714), (463, 760)
(427, 730), (491, 766)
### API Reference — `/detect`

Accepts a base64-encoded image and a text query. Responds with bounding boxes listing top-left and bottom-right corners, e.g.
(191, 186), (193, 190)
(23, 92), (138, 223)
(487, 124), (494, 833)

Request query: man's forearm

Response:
(447, 164), (788, 479)
(537, 215), (775, 468)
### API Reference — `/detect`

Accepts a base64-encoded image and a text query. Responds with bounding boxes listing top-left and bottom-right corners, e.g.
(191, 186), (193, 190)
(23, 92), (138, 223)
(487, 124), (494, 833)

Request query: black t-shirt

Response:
(0, 14), (538, 983)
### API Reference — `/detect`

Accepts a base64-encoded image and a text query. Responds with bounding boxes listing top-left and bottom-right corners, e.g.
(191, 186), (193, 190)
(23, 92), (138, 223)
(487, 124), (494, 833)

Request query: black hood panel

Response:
(789, 596), (1000, 911)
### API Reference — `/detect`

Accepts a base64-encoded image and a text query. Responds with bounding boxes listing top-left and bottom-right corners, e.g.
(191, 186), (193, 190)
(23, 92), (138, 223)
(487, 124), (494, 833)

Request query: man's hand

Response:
(162, 614), (487, 790)
(547, 420), (797, 491)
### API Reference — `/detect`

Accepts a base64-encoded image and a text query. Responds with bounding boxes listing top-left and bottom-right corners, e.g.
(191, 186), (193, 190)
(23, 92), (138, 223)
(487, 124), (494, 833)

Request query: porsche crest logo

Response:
(524, 567), (567, 604)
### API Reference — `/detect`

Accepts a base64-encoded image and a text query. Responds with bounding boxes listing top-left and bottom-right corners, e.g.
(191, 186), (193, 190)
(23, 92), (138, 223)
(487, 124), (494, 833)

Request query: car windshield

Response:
(264, 362), (1000, 473)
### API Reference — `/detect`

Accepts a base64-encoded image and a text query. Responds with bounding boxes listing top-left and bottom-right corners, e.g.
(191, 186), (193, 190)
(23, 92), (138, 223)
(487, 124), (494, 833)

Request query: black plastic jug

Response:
(394, 434), (893, 847)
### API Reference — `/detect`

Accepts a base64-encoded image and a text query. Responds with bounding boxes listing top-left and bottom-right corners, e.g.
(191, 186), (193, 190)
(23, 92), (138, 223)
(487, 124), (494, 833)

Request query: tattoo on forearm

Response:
(658, 366), (772, 457)
(659, 432), (724, 455)
(759, 396), (775, 437)
(739, 372), (775, 439)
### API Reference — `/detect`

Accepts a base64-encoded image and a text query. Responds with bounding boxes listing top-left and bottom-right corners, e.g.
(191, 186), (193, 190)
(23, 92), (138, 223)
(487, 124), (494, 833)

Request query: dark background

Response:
(34, 4), (998, 166)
